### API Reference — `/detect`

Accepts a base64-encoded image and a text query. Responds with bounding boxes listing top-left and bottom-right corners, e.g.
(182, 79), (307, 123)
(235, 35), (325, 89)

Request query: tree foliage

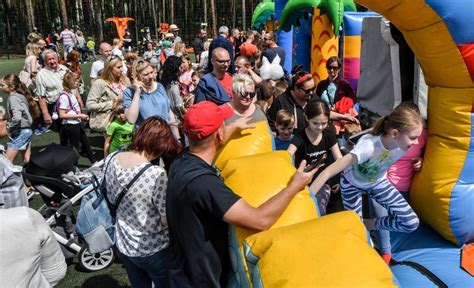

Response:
(0, 0), (259, 54)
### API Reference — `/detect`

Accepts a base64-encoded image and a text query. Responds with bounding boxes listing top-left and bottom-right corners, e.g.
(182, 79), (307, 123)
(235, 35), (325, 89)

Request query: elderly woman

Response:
(224, 73), (267, 125)
(104, 116), (182, 287)
(86, 56), (129, 132)
(123, 60), (179, 138)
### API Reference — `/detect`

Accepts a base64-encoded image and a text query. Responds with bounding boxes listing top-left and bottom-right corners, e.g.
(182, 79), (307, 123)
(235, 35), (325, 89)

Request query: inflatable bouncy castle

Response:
(214, 121), (398, 287)
(220, 0), (473, 286)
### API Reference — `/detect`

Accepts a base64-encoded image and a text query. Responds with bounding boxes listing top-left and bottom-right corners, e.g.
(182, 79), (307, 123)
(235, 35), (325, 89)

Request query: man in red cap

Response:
(166, 101), (317, 287)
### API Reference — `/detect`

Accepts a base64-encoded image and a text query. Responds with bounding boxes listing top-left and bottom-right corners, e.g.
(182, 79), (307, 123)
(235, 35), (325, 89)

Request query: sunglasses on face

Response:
(239, 91), (256, 98)
(299, 87), (315, 94)
(327, 66), (340, 71)
(215, 59), (230, 64)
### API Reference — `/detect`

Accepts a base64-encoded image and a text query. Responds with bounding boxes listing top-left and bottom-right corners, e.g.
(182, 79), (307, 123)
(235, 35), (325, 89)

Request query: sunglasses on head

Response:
(108, 55), (121, 61)
(239, 91), (256, 98)
(327, 66), (340, 71)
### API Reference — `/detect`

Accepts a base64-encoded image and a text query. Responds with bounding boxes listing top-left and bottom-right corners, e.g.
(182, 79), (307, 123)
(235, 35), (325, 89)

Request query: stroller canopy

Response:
(26, 144), (79, 178)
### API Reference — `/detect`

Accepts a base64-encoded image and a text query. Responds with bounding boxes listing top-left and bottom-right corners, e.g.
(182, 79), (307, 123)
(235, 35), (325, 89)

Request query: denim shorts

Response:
(8, 129), (33, 150)
(64, 44), (74, 53)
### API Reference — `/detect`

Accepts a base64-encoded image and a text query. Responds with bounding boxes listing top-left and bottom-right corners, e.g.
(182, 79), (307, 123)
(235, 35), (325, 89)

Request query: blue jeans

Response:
(115, 247), (169, 288)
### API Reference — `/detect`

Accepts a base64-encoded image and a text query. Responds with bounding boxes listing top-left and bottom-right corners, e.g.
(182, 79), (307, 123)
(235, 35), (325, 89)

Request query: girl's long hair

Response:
(160, 56), (183, 88)
(100, 56), (127, 85)
(370, 105), (422, 136)
(2, 74), (40, 119)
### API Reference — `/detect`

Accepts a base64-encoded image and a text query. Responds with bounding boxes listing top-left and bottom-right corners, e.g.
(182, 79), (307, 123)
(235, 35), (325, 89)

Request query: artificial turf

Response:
(1, 58), (131, 287)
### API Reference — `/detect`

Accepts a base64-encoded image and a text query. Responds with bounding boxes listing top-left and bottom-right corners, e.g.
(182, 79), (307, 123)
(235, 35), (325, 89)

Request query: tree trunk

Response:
(151, 0), (158, 40)
(242, 0), (246, 30)
(25, 0), (35, 32)
(203, 0), (208, 27)
(92, 0), (103, 41)
(60, 0), (68, 27)
(210, 0), (216, 37)
(170, 0), (174, 24)
(231, 0), (236, 28)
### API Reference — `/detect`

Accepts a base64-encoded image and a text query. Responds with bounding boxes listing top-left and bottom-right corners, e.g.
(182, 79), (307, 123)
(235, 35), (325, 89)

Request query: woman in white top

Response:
(104, 116), (182, 287)
(199, 39), (212, 69)
(19, 43), (41, 92)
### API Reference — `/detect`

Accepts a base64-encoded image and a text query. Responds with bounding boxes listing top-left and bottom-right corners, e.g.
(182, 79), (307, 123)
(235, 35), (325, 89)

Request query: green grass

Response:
(1, 59), (132, 287)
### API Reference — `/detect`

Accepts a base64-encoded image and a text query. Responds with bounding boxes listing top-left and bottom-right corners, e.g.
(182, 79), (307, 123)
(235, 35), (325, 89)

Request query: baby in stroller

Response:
(22, 143), (114, 272)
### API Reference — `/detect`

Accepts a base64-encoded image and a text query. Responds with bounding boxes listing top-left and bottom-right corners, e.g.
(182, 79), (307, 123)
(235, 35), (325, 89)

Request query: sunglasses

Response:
(215, 59), (231, 64)
(299, 87), (315, 94)
(239, 91), (256, 98)
(109, 55), (121, 61)
(327, 66), (340, 71)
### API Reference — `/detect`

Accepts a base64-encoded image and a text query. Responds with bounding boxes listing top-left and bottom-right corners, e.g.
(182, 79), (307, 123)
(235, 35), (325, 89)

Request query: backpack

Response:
(75, 152), (153, 253)
(54, 92), (80, 119)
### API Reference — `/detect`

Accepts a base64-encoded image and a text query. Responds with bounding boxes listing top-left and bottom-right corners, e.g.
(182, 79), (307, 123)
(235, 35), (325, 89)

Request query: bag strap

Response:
(390, 259), (447, 288)
(109, 162), (153, 214)
(56, 92), (80, 114)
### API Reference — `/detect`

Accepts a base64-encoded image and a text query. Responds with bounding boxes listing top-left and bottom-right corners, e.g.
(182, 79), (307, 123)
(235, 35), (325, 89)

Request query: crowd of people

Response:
(0, 22), (427, 288)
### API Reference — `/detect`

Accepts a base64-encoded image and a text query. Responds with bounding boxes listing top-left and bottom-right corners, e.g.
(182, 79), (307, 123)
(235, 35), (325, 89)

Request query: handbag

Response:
(88, 84), (120, 132)
(76, 152), (153, 253)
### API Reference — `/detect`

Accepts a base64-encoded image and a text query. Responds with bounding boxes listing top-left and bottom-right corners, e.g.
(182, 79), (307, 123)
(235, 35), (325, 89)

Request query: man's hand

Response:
(289, 160), (319, 192)
(232, 116), (255, 131)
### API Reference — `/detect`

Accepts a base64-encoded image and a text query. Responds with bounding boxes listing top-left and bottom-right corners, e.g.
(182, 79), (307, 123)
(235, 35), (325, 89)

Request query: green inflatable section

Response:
(279, 0), (356, 35)
(251, 1), (276, 29)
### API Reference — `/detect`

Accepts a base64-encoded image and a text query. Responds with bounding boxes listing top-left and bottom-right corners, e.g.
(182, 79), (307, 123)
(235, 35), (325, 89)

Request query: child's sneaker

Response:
(34, 128), (42, 135)
(382, 253), (392, 265)
(40, 126), (50, 133)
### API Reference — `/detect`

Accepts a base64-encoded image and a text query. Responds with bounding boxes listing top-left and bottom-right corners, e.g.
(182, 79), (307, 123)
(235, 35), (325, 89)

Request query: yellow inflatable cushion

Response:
(244, 211), (397, 288)
(214, 121), (274, 171)
(222, 151), (319, 287)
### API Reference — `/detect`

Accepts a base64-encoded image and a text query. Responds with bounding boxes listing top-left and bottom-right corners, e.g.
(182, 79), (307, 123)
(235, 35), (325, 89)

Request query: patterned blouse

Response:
(105, 155), (168, 257)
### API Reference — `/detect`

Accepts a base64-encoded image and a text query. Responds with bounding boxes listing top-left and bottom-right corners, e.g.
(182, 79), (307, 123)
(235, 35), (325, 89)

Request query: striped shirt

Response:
(60, 30), (76, 46)
(35, 65), (69, 104)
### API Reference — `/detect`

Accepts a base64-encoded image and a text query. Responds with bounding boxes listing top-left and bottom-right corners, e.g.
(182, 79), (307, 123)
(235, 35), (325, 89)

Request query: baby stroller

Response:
(22, 143), (115, 272)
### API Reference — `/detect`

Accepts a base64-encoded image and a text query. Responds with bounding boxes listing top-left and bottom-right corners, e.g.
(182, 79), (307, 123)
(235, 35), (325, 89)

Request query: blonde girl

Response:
(310, 105), (422, 262)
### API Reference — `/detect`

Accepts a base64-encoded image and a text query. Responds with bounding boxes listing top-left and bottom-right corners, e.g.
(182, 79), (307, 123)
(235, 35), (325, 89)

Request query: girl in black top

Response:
(288, 100), (343, 215)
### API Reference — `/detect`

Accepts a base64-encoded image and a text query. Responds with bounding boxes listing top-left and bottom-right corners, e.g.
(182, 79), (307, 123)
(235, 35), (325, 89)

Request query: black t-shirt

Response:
(291, 129), (337, 179)
(266, 90), (306, 134)
(167, 150), (241, 288)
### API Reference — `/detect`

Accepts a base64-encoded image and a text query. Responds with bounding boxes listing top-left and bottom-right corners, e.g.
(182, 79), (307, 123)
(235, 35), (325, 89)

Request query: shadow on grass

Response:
(77, 274), (129, 288)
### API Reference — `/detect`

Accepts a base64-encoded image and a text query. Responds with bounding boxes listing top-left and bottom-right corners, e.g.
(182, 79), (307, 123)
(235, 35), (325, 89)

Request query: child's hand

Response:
(412, 157), (423, 171)
(79, 113), (89, 121)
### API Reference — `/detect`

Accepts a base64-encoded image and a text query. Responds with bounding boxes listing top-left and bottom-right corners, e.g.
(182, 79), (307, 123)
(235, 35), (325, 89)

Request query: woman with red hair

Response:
(104, 115), (182, 287)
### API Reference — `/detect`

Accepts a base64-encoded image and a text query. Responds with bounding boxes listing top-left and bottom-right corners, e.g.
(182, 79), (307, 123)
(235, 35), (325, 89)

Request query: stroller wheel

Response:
(78, 247), (115, 272)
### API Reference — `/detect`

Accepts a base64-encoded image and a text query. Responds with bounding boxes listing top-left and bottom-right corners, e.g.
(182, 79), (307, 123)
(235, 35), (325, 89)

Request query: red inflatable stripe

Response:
(458, 44), (474, 81)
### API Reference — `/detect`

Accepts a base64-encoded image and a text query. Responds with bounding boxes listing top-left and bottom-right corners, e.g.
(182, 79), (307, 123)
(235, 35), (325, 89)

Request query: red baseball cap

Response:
(184, 101), (233, 139)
